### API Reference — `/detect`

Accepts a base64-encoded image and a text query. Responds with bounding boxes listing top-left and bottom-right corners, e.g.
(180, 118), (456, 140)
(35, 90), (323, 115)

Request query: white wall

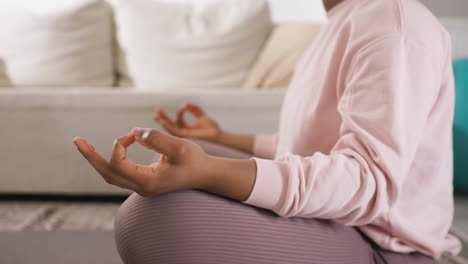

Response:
(420, 0), (468, 17)
(268, 0), (327, 23)
(440, 18), (468, 59)
(269, 0), (468, 23)
(419, 0), (468, 59)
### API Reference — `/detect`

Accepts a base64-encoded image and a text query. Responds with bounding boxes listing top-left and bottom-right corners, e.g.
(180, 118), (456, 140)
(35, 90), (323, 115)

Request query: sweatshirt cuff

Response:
(242, 157), (284, 210)
(253, 134), (277, 159)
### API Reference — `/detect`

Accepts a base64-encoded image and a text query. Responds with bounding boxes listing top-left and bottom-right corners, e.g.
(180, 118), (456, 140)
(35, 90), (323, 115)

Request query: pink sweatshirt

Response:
(242, 0), (462, 258)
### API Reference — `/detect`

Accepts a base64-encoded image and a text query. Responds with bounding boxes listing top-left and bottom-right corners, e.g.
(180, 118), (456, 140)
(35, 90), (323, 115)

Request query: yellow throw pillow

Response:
(242, 23), (322, 89)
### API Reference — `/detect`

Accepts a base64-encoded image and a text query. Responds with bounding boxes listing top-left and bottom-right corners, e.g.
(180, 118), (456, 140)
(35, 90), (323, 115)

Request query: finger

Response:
(130, 128), (183, 161)
(110, 135), (135, 161)
(176, 107), (188, 127)
(73, 137), (100, 162)
(156, 110), (179, 128)
(110, 136), (155, 183)
(153, 107), (165, 121)
(72, 137), (136, 189)
(130, 128), (153, 149)
(159, 118), (190, 137)
(185, 103), (205, 117)
(159, 154), (168, 163)
(157, 109), (177, 124)
(153, 110), (190, 137)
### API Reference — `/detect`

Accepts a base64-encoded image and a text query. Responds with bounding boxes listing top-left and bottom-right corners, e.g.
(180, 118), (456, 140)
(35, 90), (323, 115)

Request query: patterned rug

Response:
(0, 201), (119, 231)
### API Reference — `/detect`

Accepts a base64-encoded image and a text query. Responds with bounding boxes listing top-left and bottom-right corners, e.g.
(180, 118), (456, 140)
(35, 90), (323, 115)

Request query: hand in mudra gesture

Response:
(73, 103), (256, 201)
(73, 128), (213, 197)
(154, 103), (221, 141)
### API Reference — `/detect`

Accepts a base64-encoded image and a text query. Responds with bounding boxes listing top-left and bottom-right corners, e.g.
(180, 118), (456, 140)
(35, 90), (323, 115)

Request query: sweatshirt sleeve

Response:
(252, 133), (279, 159)
(242, 36), (444, 225)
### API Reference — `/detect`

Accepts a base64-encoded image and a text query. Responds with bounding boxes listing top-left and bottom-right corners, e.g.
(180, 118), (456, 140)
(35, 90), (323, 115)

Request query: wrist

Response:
(196, 154), (222, 191)
(197, 155), (257, 202)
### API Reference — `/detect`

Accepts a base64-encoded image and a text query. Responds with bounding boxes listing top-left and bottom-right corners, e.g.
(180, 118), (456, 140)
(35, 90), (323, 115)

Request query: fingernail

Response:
(72, 137), (82, 149)
(88, 142), (95, 152)
(130, 127), (143, 137)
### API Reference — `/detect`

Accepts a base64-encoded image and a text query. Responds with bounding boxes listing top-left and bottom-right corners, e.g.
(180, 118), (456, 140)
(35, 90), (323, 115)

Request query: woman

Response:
(73, 0), (462, 263)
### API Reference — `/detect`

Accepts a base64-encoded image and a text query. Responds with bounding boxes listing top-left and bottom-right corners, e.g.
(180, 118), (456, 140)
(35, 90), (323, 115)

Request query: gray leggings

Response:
(113, 139), (435, 264)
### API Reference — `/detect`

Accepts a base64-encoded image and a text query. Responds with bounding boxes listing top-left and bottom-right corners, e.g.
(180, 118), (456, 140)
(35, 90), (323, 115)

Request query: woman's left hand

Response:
(73, 128), (213, 197)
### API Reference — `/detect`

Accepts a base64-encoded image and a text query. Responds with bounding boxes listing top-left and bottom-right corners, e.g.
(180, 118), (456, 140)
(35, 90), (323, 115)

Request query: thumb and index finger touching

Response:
(73, 128), (181, 186)
(112, 127), (182, 162)
(184, 103), (205, 118)
(76, 104), (197, 165)
(129, 127), (182, 161)
(74, 127), (182, 168)
(159, 103), (205, 126)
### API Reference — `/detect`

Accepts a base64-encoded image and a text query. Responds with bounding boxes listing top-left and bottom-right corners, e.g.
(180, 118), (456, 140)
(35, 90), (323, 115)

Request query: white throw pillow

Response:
(111, 0), (272, 90)
(0, 0), (114, 87)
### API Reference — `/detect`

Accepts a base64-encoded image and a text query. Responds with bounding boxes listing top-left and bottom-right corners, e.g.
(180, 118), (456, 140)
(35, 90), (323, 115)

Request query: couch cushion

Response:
(110, 0), (272, 90)
(0, 0), (114, 87)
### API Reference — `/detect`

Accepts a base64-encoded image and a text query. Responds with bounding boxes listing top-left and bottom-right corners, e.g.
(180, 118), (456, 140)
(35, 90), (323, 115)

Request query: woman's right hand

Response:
(154, 103), (221, 141)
